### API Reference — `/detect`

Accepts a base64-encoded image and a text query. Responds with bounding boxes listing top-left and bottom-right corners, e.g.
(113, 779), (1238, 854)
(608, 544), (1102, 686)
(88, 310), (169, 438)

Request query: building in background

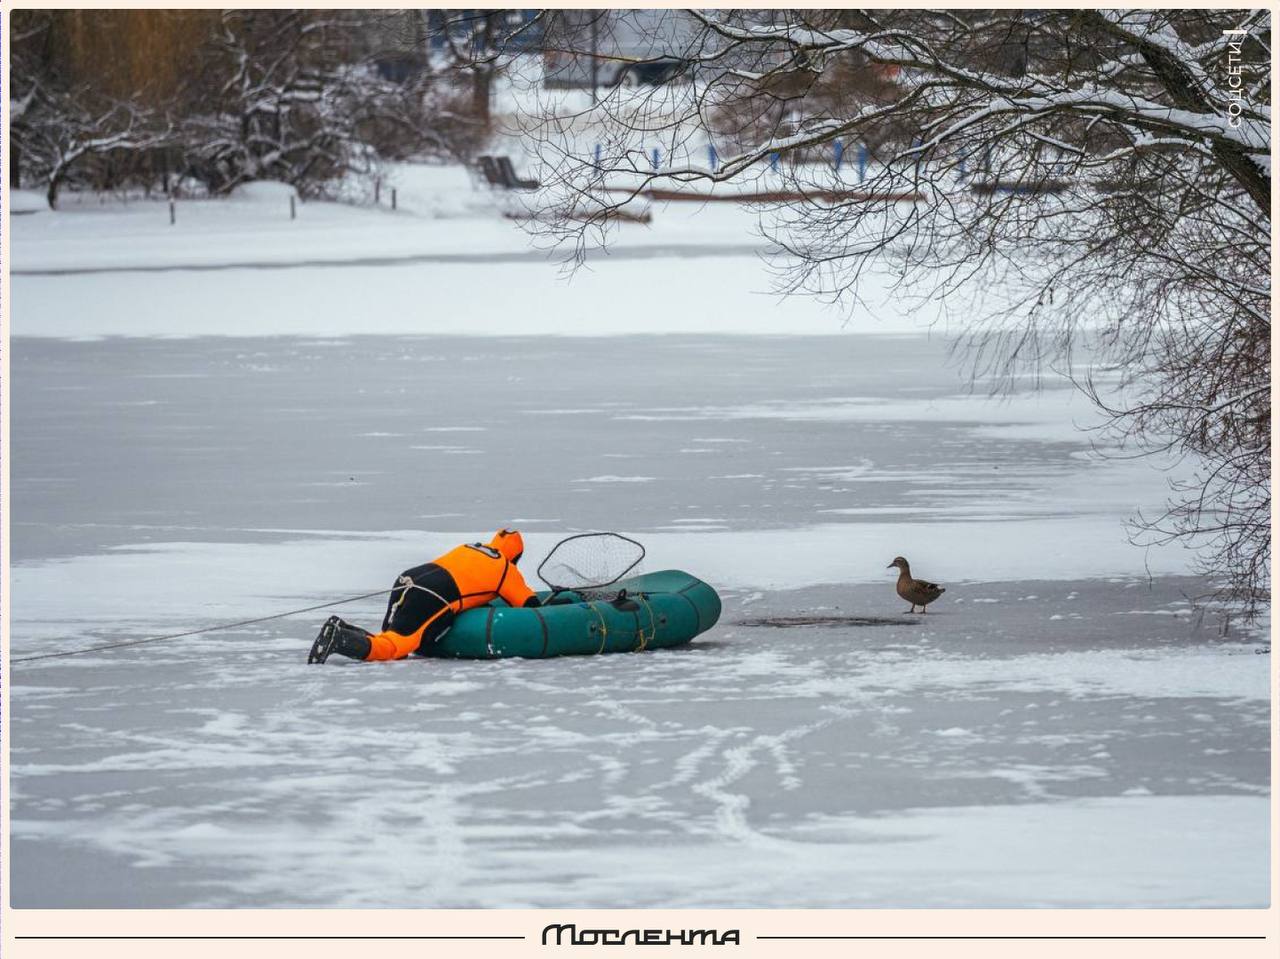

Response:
(542, 9), (698, 90)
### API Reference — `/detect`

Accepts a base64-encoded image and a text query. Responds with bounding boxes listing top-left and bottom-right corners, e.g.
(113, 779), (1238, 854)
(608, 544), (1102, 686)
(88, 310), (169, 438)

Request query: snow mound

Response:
(10, 189), (49, 214)
(228, 180), (299, 204)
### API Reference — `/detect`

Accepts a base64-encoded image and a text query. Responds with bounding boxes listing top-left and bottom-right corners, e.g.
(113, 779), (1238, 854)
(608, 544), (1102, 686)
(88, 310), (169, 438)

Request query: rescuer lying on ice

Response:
(308, 528), (540, 664)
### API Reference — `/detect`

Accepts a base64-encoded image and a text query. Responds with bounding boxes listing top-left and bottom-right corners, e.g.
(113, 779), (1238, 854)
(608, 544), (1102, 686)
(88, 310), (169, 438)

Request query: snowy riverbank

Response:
(8, 161), (1270, 909)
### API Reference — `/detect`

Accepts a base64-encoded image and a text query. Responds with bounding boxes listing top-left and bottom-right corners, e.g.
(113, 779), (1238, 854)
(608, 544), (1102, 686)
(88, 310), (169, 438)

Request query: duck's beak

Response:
(886, 563), (895, 568)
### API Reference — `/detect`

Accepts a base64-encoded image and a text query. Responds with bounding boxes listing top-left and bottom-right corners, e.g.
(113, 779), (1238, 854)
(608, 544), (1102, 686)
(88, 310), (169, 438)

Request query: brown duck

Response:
(888, 556), (945, 613)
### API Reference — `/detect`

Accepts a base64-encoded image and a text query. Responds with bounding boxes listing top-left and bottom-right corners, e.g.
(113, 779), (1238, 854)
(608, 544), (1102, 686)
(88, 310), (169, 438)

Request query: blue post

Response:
(769, 152), (780, 172)
(983, 145), (992, 175)
(958, 150), (968, 180)
(708, 144), (718, 172)
(857, 143), (868, 183)
(834, 140), (844, 171)
(594, 144), (601, 169)
(652, 147), (661, 171)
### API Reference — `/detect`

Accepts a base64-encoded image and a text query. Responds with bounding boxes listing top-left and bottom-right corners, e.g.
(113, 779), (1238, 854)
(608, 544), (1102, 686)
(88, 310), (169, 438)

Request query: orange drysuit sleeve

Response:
(498, 562), (537, 608)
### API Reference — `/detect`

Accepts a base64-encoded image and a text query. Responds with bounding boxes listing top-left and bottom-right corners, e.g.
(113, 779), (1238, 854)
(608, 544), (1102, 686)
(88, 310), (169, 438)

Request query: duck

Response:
(888, 556), (945, 614)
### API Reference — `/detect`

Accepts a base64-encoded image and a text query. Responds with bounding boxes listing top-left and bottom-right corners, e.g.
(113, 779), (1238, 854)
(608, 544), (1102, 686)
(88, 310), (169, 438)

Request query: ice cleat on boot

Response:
(308, 615), (342, 664)
(308, 616), (373, 664)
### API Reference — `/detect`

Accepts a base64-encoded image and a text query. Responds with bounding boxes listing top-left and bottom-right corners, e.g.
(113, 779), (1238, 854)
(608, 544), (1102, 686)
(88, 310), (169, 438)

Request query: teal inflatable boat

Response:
(425, 569), (720, 659)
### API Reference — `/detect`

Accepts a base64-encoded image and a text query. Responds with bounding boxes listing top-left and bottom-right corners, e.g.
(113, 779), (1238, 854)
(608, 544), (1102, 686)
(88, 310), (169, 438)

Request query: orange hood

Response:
(489, 528), (525, 564)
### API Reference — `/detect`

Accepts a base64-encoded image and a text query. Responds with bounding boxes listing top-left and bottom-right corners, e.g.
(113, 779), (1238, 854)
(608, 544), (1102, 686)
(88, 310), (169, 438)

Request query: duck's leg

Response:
(906, 604), (917, 614)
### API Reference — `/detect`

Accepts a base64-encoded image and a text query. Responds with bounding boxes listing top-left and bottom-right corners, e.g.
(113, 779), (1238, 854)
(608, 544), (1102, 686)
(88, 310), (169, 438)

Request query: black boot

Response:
(308, 616), (373, 664)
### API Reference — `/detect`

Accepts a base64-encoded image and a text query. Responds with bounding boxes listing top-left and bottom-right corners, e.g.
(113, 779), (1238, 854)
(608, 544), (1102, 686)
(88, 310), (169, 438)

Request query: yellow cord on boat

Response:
(635, 593), (657, 652)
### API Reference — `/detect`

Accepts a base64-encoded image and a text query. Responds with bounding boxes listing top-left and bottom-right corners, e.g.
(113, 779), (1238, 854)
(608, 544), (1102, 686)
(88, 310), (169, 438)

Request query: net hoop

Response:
(536, 532), (647, 592)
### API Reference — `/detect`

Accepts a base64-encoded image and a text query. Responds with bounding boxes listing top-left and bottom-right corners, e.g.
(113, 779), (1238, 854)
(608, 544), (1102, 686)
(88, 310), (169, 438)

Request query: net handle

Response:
(536, 532), (647, 591)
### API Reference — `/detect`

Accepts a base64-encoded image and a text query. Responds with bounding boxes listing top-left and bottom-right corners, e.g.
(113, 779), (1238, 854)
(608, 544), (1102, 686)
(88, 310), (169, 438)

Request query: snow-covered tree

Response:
(9, 9), (485, 200)
(520, 8), (1271, 614)
(19, 93), (172, 208)
(9, 9), (213, 202)
(184, 10), (475, 196)
(9, 58), (172, 206)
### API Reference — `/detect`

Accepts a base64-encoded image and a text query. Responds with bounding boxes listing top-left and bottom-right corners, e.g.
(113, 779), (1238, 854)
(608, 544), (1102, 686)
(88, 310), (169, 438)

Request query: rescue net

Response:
(537, 532), (646, 599)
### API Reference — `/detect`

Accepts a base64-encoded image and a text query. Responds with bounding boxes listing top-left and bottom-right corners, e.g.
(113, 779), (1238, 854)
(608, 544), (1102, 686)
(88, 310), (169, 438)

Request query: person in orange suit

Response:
(308, 528), (540, 664)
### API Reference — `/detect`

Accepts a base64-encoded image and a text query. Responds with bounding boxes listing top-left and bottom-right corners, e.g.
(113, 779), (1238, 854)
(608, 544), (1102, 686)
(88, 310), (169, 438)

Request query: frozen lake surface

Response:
(7, 334), (1270, 907)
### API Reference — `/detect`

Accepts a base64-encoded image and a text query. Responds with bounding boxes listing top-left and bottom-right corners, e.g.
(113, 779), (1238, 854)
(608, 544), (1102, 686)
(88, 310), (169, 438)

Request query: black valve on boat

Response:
(610, 588), (641, 612)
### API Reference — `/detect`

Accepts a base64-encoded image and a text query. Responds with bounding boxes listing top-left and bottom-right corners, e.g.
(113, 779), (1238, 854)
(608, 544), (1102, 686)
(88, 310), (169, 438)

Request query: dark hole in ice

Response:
(735, 615), (917, 628)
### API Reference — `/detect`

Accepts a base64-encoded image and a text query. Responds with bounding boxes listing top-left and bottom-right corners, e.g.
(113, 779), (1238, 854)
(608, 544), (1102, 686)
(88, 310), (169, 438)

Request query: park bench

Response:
(476, 155), (540, 191)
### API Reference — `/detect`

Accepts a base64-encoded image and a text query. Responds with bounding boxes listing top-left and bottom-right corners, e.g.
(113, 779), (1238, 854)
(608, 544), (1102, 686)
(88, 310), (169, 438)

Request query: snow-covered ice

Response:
(6, 175), (1270, 908)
